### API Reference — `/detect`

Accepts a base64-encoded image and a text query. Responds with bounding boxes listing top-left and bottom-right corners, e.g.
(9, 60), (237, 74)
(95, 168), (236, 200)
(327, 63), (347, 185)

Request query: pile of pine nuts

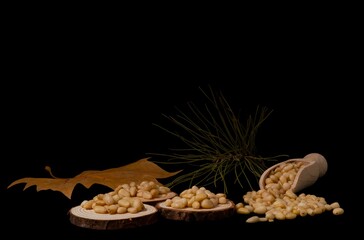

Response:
(81, 194), (145, 214)
(80, 181), (171, 214)
(164, 185), (228, 209)
(263, 161), (304, 193)
(236, 161), (344, 223)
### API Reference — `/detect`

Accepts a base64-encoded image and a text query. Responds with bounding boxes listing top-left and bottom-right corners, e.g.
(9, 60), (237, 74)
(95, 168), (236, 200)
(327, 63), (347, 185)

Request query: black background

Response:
(2, 5), (360, 238)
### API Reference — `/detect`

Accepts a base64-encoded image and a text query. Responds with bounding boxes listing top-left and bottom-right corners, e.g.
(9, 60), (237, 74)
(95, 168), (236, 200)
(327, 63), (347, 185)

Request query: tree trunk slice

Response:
(69, 204), (158, 230)
(155, 200), (235, 222)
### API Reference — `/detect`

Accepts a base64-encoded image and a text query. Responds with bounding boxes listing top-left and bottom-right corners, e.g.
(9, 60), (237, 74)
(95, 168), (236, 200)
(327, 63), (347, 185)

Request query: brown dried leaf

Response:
(7, 158), (182, 199)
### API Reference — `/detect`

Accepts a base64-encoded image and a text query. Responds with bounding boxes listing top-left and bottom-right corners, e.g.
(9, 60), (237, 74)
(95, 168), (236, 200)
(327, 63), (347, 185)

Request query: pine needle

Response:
(148, 85), (287, 194)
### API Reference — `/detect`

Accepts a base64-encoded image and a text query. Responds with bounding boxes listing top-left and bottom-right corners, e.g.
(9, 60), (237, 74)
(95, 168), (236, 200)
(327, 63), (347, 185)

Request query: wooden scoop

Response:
(259, 153), (328, 193)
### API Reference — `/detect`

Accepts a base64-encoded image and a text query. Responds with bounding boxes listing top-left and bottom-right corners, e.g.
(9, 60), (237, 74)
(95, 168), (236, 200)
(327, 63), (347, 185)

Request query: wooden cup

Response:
(259, 153), (328, 193)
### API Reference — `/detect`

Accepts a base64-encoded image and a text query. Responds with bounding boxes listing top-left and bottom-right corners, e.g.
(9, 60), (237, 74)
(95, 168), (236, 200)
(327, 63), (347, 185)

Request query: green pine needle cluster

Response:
(148, 85), (287, 194)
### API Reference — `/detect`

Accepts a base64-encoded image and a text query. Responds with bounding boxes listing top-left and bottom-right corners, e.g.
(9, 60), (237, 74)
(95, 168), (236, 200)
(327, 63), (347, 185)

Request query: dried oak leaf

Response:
(7, 158), (182, 199)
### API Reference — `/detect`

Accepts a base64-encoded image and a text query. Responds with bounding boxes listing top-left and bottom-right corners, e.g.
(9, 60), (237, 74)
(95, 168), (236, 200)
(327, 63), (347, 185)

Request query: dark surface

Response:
(2, 79), (357, 238)
(2, 8), (359, 238)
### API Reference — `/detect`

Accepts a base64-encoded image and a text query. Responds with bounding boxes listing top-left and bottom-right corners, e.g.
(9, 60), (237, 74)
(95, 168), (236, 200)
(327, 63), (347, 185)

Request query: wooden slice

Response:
(69, 204), (158, 230)
(155, 200), (235, 222)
